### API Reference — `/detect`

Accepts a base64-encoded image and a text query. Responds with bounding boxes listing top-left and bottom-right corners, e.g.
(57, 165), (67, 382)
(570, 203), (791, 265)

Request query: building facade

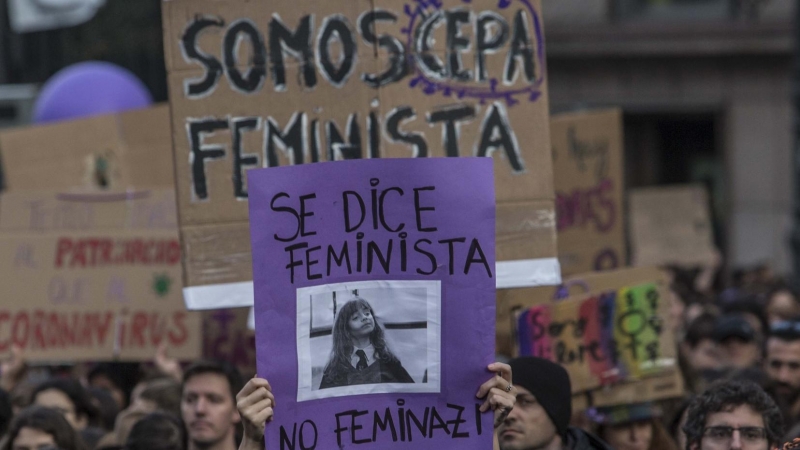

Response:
(544, 0), (795, 274)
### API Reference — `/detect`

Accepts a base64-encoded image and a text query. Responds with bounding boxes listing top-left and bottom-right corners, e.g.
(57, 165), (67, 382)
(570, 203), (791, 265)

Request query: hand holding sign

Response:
(237, 377), (276, 450)
(238, 364), (515, 450)
(477, 362), (517, 428)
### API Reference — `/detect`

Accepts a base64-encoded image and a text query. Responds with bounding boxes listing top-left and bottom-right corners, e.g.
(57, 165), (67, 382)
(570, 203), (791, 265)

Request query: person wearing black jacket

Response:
(497, 357), (614, 450)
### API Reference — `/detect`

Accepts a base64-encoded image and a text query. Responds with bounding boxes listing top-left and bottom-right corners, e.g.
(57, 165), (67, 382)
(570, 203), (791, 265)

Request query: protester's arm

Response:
(0, 345), (26, 393)
(154, 343), (183, 382)
(476, 362), (517, 429)
(237, 377), (275, 450)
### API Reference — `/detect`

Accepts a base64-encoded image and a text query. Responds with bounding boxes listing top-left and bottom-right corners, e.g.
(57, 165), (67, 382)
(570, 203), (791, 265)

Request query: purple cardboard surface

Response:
(248, 158), (496, 449)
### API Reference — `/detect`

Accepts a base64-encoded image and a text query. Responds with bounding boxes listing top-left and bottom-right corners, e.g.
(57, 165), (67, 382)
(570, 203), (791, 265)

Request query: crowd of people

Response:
(0, 263), (798, 450)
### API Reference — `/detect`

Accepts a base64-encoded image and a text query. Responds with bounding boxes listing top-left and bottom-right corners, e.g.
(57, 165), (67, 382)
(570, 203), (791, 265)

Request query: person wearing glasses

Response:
(496, 357), (613, 450)
(683, 380), (783, 450)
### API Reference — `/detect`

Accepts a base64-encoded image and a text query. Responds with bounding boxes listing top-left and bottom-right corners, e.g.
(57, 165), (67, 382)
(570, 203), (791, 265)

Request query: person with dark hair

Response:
(32, 378), (105, 448)
(683, 380), (783, 450)
(181, 360), (243, 450)
(680, 313), (723, 394)
(125, 412), (185, 450)
(87, 363), (140, 409)
(319, 297), (413, 389)
(494, 357), (611, 450)
(721, 297), (770, 337)
(87, 387), (120, 432)
(669, 399), (692, 450)
(764, 320), (800, 425)
(587, 403), (678, 450)
(2, 406), (87, 450)
(682, 313), (722, 373)
(713, 314), (762, 370)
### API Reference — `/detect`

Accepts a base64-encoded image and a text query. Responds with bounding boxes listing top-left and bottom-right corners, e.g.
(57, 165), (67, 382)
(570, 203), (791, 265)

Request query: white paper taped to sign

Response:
(183, 258), (562, 311)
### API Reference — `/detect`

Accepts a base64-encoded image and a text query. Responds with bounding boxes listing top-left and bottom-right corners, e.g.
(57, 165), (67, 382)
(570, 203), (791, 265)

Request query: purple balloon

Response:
(34, 61), (153, 124)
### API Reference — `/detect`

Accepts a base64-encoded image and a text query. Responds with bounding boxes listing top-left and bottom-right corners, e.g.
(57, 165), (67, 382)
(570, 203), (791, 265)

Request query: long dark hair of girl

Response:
(324, 297), (399, 375)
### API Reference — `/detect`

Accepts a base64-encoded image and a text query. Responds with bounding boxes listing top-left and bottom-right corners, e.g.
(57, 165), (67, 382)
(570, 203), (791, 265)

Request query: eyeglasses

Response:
(703, 426), (767, 446)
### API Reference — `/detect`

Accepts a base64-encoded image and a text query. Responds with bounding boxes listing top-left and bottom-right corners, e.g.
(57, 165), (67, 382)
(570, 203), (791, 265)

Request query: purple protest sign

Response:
(248, 158), (496, 449)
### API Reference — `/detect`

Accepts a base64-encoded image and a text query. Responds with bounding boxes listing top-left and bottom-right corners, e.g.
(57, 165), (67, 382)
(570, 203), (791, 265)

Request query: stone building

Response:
(544, 0), (796, 274)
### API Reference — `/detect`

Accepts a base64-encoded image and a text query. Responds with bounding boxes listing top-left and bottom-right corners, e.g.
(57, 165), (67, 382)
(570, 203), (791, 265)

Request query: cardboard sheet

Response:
(551, 109), (626, 275)
(162, 0), (559, 304)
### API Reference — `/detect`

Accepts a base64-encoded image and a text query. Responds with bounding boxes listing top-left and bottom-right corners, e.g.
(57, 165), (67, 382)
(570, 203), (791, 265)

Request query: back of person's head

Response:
(125, 412), (185, 450)
(181, 360), (243, 403)
(683, 380), (782, 449)
(2, 406), (87, 450)
(31, 378), (99, 428)
(88, 387), (120, 431)
(87, 363), (140, 408)
(139, 379), (181, 417)
(508, 357), (572, 438)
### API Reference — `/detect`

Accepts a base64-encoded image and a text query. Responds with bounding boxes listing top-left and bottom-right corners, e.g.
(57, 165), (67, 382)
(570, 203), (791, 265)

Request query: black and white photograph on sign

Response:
(296, 280), (441, 402)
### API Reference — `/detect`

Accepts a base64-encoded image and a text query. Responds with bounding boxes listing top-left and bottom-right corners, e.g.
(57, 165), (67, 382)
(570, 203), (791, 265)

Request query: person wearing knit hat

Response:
(498, 357), (613, 450)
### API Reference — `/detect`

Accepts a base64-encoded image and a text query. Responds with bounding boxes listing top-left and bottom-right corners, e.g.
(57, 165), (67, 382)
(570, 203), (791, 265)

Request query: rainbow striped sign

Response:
(516, 282), (677, 393)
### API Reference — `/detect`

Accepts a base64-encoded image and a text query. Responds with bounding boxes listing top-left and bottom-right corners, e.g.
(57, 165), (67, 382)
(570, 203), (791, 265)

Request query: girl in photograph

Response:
(319, 297), (414, 389)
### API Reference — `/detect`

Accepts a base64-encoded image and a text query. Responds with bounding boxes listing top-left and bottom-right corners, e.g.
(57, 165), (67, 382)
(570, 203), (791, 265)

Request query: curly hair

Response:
(682, 380), (783, 450)
(323, 297), (399, 379)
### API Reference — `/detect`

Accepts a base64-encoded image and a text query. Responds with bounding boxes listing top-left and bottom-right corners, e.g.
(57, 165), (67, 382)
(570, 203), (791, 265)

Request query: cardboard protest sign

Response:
(202, 308), (256, 376)
(0, 106), (173, 191)
(496, 267), (667, 356)
(0, 108), (202, 362)
(0, 190), (178, 232)
(516, 279), (676, 393)
(586, 368), (685, 408)
(0, 193), (200, 361)
(551, 109), (626, 276)
(249, 158), (496, 449)
(629, 184), (718, 267)
(162, 0), (559, 309)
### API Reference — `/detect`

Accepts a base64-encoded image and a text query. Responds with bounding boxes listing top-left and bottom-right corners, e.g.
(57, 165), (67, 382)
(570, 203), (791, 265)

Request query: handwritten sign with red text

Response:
(517, 281), (676, 393)
(0, 191), (201, 361)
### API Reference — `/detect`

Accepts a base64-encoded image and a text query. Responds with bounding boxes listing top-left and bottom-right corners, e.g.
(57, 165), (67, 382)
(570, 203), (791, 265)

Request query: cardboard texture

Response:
(0, 106), (173, 191)
(162, 0), (558, 291)
(630, 184), (718, 267)
(0, 106), (202, 362)
(0, 190), (177, 232)
(571, 368), (684, 411)
(496, 267), (668, 355)
(0, 227), (200, 361)
(202, 308), (256, 376)
(551, 109), (626, 276)
(516, 280), (677, 393)
(585, 368), (685, 408)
